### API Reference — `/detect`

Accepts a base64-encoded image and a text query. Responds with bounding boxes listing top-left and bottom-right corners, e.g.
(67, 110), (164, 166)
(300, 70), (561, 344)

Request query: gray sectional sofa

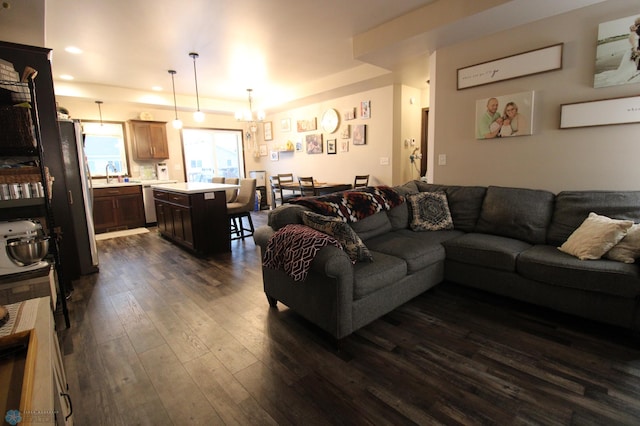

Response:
(253, 181), (640, 339)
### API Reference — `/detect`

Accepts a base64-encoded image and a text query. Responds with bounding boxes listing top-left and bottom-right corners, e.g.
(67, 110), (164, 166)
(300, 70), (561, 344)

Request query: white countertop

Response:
(92, 179), (177, 189)
(151, 182), (239, 194)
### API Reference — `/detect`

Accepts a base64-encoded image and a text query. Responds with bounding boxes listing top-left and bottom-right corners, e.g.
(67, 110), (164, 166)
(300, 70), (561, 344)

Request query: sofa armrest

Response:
(253, 225), (275, 251)
(310, 245), (354, 279)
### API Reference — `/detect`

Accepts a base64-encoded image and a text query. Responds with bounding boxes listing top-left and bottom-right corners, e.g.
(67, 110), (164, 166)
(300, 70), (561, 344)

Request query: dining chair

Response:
(277, 173), (300, 204)
(212, 176), (225, 183)
(227, 178), (257, 240)
(224, 177), (239, 203)
(354, 174), (369, 189)
(298, 176), (316, 197)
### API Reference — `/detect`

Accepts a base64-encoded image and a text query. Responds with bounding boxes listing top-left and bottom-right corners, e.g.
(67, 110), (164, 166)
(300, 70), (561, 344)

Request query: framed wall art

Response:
(475, 91), (535, 139)
(457, 43), (563, 90)
(360, 100), (371, 119)
(340, 125), (350, 139)
(594, 14), (640, 88)
(327, 139), (337, 154)
(280, 118), (291, 132)
(343, 108), (356, 121)
(352, 124), (367, 145)
(259, 144), (268, 156)
(297, 117), (317, 132)
(263, 121), (273, 141)
(339, 140), (349, 153)
(305, 134), (323, 154)
(560, 95), (640, 128)
(270, 150), (279, 161)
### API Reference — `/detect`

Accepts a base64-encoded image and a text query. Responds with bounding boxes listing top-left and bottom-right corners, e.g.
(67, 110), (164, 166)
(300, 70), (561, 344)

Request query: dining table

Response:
(279, 181), (352, 196)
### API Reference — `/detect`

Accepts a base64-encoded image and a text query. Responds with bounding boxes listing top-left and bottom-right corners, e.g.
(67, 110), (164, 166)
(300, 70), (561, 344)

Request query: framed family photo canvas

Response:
(475, 91), (535, 140)
(594, 14), (640, 88)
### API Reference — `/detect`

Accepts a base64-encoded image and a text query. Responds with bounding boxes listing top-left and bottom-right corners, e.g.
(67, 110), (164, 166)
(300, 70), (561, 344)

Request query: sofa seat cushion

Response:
(365, 231), (446, 274)
(517, 245), (640, 298)
(353, 251), (407, 299)
(442, 233), (533, 272)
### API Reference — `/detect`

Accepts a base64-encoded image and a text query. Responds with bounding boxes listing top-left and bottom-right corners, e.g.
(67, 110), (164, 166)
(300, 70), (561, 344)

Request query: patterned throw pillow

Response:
(407, 191), (454, 231)
(302, 211), (373, 262)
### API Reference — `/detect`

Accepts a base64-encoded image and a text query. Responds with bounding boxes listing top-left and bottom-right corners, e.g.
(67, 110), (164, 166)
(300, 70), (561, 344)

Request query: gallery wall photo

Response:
(594, 13), (640, 88)
(475, 91), (535, 140)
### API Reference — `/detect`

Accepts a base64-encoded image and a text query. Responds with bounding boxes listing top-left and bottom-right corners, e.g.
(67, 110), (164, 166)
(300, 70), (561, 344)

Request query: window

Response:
(182, 128), (245, 182)
(81, 121), (129, 177)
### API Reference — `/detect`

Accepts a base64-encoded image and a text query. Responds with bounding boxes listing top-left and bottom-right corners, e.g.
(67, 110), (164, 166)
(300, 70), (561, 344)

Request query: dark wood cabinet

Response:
(153, 187), (229, 255)
(130, 120), (169, 160)
(93, 186), (145, 233)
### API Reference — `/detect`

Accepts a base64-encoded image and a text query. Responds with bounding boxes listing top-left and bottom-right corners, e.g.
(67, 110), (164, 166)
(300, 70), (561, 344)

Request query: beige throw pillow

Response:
(558, 212), (633, 260)
(605, 223), (640, 263)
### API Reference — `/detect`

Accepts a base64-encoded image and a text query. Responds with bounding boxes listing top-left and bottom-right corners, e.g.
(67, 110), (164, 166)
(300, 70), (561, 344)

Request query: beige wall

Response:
(430, 0), (640, 192)
(58, 85), (399, 188)
(0, 0), (44, 46)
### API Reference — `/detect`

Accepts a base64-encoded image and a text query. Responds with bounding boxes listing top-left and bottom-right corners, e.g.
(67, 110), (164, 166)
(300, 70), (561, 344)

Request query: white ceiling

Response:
(39, 0), (607, 110)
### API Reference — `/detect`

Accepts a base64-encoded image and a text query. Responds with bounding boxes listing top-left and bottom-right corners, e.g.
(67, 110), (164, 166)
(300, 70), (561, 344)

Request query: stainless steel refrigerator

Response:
(58, 119), (99, 276)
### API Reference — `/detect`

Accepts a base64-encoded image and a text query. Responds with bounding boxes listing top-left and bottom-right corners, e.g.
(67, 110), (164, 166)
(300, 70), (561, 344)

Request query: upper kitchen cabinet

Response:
(130, 120), (169, 160)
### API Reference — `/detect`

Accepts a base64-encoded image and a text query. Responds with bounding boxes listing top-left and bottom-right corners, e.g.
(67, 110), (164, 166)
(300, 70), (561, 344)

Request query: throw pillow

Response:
(605, 223), (640, 263)
(558, 212), (633, 260)
(407, 191), (454, 231)
(302, 211), (373, 262)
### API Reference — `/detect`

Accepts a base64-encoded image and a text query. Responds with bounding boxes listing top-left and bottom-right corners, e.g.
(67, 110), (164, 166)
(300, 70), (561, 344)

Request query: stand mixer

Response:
(0, 219), (50, 276)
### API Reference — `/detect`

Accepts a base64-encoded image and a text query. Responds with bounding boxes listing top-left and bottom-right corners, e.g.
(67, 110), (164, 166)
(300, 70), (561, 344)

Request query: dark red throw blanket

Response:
(263, 224), (342, 282)
(290, 186), (404, 223)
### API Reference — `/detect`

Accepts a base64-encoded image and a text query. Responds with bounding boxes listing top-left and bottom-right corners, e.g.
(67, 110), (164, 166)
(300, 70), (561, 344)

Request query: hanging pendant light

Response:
(95, 100), (104, 126)
(168, 70), (182, 129)
(189, 52), (205, 123)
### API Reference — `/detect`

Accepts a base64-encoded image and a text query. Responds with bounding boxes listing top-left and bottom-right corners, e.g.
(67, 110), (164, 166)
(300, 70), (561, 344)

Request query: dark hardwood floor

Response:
(57, 210), (640, 425)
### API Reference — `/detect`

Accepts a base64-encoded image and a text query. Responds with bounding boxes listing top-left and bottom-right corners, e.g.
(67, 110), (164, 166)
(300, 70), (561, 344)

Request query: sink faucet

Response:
(105, 162), (117, 183)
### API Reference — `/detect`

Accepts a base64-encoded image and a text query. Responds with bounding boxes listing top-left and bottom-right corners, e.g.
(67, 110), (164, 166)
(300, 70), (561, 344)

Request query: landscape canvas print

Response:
(594, 13), (640, 88)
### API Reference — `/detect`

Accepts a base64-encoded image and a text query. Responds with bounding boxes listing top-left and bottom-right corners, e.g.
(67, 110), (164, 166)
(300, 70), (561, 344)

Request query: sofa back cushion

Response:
(415, 182), (487, 232)
(350, 211), (393, 241)
(475, 186), (555, 244)
(547, 190), (640, 246)
(268, 204), (310, 231)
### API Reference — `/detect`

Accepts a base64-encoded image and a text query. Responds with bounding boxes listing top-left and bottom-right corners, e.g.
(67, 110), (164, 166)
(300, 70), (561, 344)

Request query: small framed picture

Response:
(281, 118), (291, 132)
(305, 134), (323, 154)
(295, 140), (303, 152)
(339, 140), (349, 153)
(343, 108), (356, 121)
(360, 101), (371, 119)
(353, 124), (366, 145)
(297, 117), (317, 132)
(259, 144), (268, 156)
(327, 139), (337, 154)
(270, 150), (279, 161)
(263, 121), (273, 141)
(340, 125), (350, 139)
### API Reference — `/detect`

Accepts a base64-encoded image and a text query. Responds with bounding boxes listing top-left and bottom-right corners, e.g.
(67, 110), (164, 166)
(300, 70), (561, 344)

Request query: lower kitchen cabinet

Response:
(153, 188), (229, 255)
(93, 186), (145, 233)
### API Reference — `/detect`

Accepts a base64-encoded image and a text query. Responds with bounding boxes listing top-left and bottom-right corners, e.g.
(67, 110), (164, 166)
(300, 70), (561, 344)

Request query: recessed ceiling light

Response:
(60, 74), (74, 80)
(64, 46), (83, 54)
(151, 86), (162, 91)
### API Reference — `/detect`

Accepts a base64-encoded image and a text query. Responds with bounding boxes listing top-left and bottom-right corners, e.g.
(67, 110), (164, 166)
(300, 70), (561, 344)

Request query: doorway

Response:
(420, 108), (429, 176)
(181, 128), (246, 182)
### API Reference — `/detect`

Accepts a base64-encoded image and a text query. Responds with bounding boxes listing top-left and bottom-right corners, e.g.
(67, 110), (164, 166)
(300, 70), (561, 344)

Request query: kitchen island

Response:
(152, 182), (238, 255)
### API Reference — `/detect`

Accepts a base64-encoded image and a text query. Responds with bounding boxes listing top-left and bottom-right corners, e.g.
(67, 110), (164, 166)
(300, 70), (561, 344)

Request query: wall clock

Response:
(320, 108), (340, 133)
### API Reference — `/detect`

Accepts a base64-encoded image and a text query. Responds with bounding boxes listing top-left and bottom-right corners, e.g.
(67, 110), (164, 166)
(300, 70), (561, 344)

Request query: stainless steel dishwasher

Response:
(142, 180), (176, 224)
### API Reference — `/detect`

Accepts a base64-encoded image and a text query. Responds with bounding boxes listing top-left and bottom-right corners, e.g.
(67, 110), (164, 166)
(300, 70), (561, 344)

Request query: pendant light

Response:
(168, 70), (183, 129)
(189, 52), (205, 123)
(95, 100), (104, 126)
